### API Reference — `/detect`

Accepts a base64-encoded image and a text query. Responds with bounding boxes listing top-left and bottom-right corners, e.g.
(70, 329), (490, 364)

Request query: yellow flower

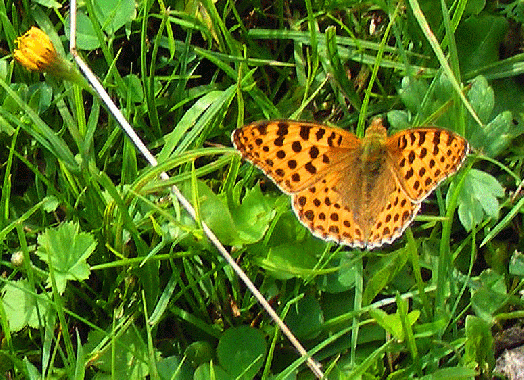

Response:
(14, 27), (61, 72)
(13, 27), (91, 91)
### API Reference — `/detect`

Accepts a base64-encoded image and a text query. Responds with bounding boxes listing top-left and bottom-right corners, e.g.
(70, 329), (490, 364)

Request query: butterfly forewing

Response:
(232, 120), (361, 193)
(387, 128), (469, 202)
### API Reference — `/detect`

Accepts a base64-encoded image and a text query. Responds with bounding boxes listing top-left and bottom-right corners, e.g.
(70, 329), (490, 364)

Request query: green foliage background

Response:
(1, 0), (524, 378)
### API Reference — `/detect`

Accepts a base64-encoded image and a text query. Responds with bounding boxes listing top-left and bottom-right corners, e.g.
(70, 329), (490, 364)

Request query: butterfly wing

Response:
(365, 184), (420, 249)
(291, 170), (366, 247)
(232, 120), (361, 194)
(233, 120), (469, 249)
(291, 170), (420, 249)
(386, 128), (469, 202)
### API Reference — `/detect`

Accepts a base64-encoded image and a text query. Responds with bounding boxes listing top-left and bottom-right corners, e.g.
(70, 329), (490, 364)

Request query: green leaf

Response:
(362, 248), (409, 305)
(121, 74), (144, 103)
(31, 0), (62, 9)
(324, 26), (361, 111)
(470, 270), (507, 323)
(509, 251), (524, 276)
(35, 221), (96, 294)
(252, 238), (325, 280)
(456, 15), (508, 74)
(84, 327), (150, 378)
(159, 87), (236, 159)
(317, 255), (357, 293)
(464, 315), (495, 372)
(419, 366), (478, 379)
(157, 356), (193, 380)
(476, 111), (516, 158)
(42, 196), (59, 212)
(180, 180), (241, 246)
(217, 326), (267, 380)
(23, 358), (41, 379)
(464, 0), (487, 15)
(449, 169), (504, 231)
(467, 76), (495, 123)
(285, 295), (324, 339)
(387, 109), (412, 131)
(398, 76), (429, 116)
(465, 76), (521, 157)
(184, 341), (215, 368)
(501, 1), (524, 24)
(369, 308), (420, 341)
(229, 184), (276, 244)
(2, 280), (52, 332)
(64, 11), (100, 50)
(194, 362), (230, 380)
(27, 83), (53, 114)
(92, 0), (136, 34)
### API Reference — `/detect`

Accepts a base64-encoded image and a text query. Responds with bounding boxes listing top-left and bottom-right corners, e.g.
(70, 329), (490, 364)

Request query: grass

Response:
(1, 0), (524, 378)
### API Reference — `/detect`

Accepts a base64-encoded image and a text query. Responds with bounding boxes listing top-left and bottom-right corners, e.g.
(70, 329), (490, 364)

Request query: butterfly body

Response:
(232, 118), (469, 249)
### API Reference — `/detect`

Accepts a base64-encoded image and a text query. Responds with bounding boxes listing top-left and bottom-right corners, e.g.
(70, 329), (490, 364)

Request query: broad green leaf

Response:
(464, 315), (495, 372)
(194, 362), (230, 380)
(465, 76), (522, 157)
(318, 255), (357, 293)
(467, 76), (495, 123)
(470, 270), (507, 323)
(456, 15), (508, 74)
(217, 326), (267, 380)
(184, 341), (214, 368)
(285, 295), (324, 340)
(419, 366), (477, 379)
(464, 0), (486, 15)
(92, 0), (136, 34)
(120, 74), (144, 103)
(157, 355), (193, 380)
(64, 12), (99, 50)
(31, 0), (62, 9)
(84, 327), (150, 378)
(362, 248), (409, 305)
(180, 179), (241, 246)
(253, 238), (325, 280)
(387, 109), (412, 131)
(229, 184), (276, 244)
(509, 251), (524, 276)
(398, 76), (429, 117)
(35, 221), (96, 294)
(27, 83), (53, 114)
(42, 195), (59, 212)
(23, 358), (41, 379)
(2, 280), (52, 332)
(369, 308), (420, 341)
(449, 169), (504, 231)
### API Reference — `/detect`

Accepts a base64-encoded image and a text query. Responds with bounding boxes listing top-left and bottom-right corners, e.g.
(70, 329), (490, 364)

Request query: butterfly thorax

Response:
(360, 120), (388, 164)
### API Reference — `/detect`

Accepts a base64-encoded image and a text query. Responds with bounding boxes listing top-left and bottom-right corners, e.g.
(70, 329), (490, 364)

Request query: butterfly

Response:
(232, 118), (469, 249)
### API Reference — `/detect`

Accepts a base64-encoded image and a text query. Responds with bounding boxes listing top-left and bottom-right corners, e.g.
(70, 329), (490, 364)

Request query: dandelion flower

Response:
(13, 27), (89, 89)
(14, 27), (63, 72)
